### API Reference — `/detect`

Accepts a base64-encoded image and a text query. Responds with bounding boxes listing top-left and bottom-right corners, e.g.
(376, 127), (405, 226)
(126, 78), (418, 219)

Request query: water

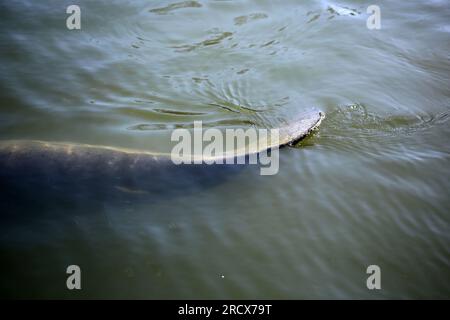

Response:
(0, 0), (449, 299)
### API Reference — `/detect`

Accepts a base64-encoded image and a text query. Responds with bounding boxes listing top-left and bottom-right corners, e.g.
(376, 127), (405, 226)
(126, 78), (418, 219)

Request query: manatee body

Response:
(0, 111), (324, 207)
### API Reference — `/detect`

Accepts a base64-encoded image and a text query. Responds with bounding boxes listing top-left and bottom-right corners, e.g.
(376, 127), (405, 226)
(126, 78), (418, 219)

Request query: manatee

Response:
(0, 111), (324, 209)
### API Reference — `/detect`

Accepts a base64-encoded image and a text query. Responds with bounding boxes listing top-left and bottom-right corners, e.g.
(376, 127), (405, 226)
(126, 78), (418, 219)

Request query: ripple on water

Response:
(312, 103), (450, 153)
(172, 31), (234, 52)
(234, 13), (268, 26)
(149, 1), (202, 15)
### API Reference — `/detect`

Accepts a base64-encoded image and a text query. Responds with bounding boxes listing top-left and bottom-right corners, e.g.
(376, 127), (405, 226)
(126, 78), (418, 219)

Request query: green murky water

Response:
(0, 0), (449, 298)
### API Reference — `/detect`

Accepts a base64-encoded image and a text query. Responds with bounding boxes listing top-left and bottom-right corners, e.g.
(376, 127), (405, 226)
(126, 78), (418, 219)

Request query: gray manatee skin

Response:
(0, 141), (248, 224)
(0, 111), (323, 210)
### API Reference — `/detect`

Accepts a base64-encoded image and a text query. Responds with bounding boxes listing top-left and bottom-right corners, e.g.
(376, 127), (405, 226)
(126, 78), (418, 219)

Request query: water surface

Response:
(0, 0), (449, 298)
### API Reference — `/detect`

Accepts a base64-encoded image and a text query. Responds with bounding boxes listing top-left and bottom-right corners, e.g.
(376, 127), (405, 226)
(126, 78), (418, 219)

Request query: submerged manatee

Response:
(0, 111), (324, 207)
